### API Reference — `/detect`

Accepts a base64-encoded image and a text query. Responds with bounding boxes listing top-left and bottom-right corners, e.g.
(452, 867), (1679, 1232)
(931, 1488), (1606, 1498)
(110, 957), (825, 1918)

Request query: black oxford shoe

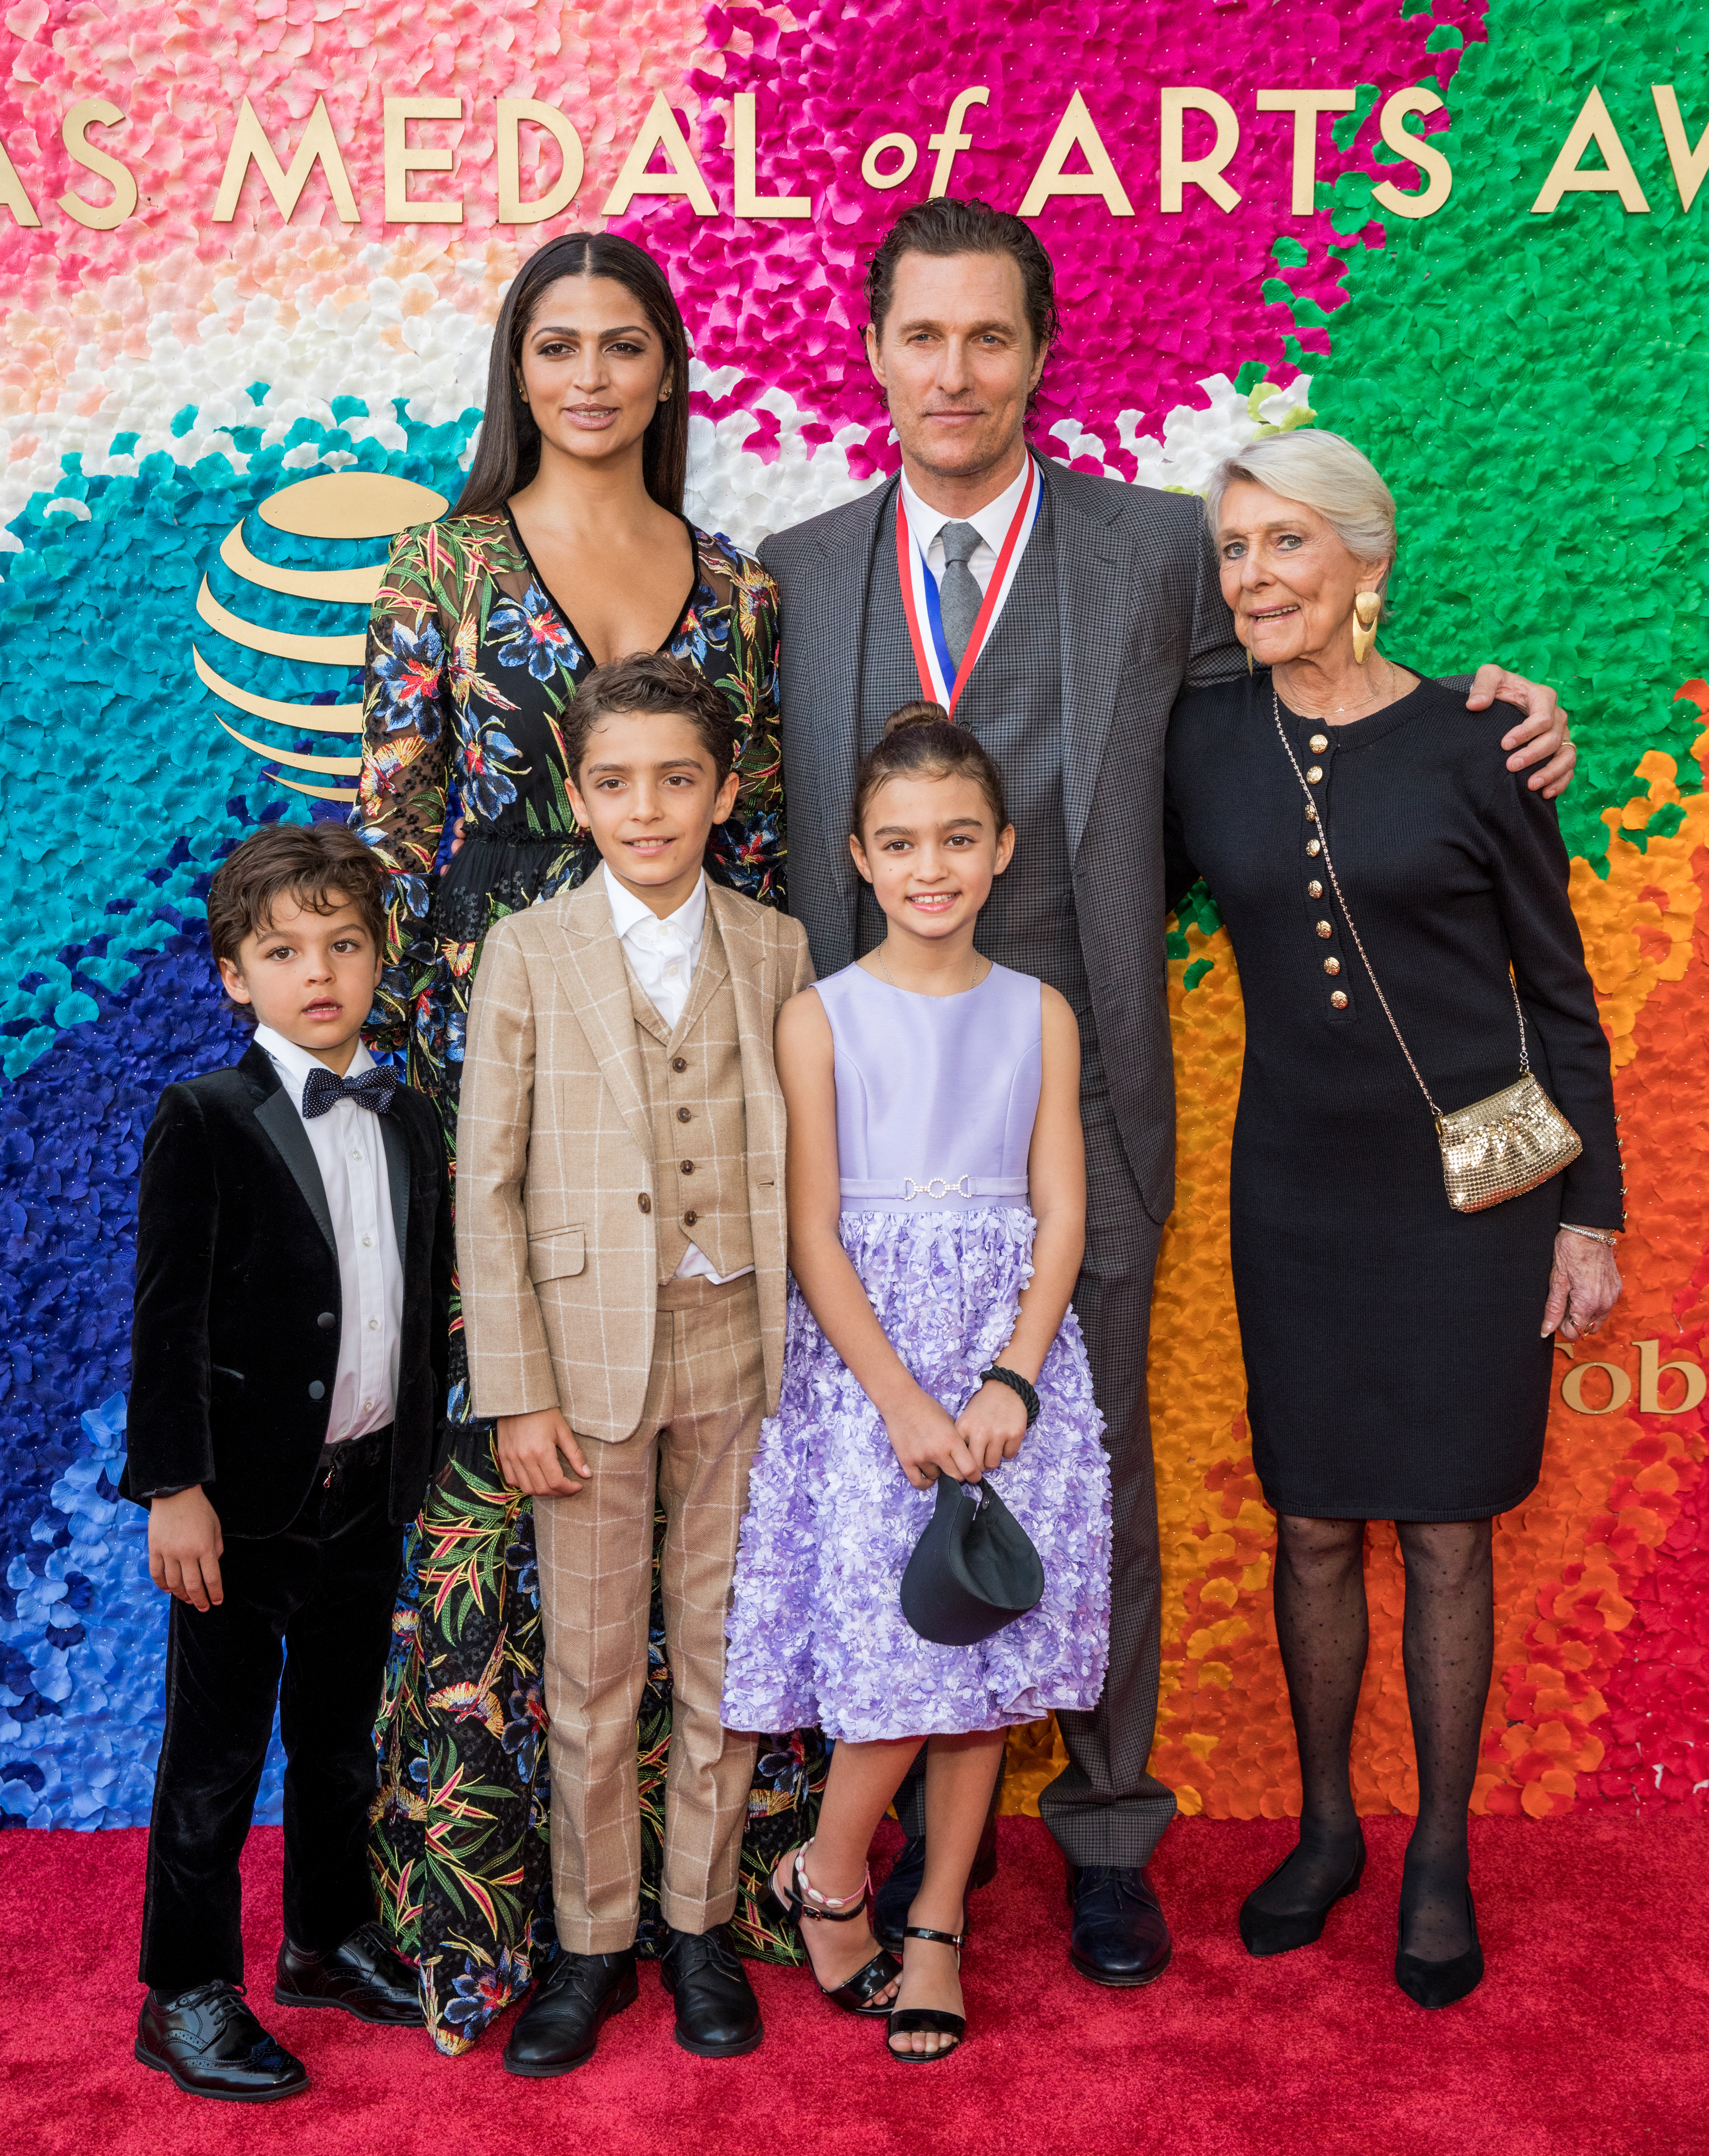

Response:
(874, 1829), (993, 1956)
(503, 1950), (638, 2078)
(660, 1924), (763, 2057)
(1067, 1865), (1173, 1987)
(275, 1920), (425, 2025)
(135, 1980), (308, 2103)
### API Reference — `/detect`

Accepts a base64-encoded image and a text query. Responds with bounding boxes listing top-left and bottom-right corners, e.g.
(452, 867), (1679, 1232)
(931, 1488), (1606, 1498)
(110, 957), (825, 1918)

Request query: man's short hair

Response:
(864, 196), (1061, 361)
(206, 822), (387, 998)
(565, 652), (743, 784)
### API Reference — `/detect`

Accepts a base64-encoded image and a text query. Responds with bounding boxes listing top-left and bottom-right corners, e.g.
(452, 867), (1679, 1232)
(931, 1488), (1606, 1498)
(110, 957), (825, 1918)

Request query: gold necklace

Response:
(1275, 657), (1399, 722)
(874, 939), (983, 995)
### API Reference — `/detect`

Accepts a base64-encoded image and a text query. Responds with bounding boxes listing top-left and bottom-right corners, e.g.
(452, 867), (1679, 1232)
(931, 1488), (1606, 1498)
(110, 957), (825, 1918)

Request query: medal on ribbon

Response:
(897, 457), (1043, 717)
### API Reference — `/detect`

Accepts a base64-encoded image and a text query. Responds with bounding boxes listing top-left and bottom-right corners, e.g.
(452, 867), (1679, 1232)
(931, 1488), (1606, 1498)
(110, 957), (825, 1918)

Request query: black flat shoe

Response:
(274, 1920), (425, 2025)
(660, 1925), (763, 2057)
(887, 1926), (966, 2065)
(1067, 1865), (1173, 1988)
(1396, 1887), (1484, 2010)
(502, 1950), (638, 2077)
(135, 1981), (307, 2103)
(774, 1844), (901, 2017)
(1238, 1836), (1367, 1958)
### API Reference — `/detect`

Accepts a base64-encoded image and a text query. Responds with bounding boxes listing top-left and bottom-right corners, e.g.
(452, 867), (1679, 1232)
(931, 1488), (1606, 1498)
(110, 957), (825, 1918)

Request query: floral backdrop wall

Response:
(2, 0), (1705, 1830)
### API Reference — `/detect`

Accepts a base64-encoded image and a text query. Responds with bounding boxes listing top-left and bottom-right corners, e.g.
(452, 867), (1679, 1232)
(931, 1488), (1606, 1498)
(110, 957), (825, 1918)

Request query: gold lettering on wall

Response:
(861, 132), (918, 190)
(1637, 1339), (1709, 1416)
(213, 96), (358, 224)
(732, 91), (812, 218)
(928, 88), (989, 200)
(1256, 88), (1358, 216)
(1018, 90), (1134, 218)
(0, 133), (41, 227)
(1159, 88), (1241, 214)
(1531, 86), (1652, 214)
(384, 97), (463, 224)
(495, 98), (583, 224)
(1371, 87), (1454, 219)
(58, 99), (137, 230)
(603, 91), (716, 217)
(1560, 1360), (1634, 1415)
(1650, 85), (1709, 212)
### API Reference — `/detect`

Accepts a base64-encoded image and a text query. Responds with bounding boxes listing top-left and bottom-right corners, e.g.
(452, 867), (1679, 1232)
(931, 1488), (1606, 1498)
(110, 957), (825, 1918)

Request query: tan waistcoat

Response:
(627, 916), (755, 1286)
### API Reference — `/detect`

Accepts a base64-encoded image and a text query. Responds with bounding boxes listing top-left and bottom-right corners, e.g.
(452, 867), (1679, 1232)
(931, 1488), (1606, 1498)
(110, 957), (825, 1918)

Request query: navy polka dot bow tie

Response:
(301, 1064), (398, 1120)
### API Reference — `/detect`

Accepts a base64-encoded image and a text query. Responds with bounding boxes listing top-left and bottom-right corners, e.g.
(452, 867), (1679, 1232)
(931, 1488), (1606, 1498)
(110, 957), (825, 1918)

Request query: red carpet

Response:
(3, 1813), (1704, 2156)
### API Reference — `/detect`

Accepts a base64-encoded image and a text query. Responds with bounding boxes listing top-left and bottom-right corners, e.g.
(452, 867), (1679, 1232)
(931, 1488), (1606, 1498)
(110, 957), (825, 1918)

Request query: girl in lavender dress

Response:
(722, 702), (1112, 2063)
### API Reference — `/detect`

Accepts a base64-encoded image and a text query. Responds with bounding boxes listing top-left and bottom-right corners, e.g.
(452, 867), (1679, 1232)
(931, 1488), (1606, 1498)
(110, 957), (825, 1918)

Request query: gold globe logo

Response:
(193, 471), (447, 804)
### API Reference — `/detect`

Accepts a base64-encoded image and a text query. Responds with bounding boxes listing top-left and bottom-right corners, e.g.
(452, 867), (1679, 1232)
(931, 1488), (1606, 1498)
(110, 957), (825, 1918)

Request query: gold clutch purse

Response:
(1271, 691), (1582, 1215)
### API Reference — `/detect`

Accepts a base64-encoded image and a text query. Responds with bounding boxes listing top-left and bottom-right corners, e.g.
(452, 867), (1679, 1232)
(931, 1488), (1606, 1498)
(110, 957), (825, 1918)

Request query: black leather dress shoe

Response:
(274, 1920), (425, 2025)
(660, 1925), (763, 2057)
(503, 1951), (638, 2078)
(1067, 1866), (1173, 1987)
(874, 1835), (989, 1957)
(135, 1981), (308, 2103)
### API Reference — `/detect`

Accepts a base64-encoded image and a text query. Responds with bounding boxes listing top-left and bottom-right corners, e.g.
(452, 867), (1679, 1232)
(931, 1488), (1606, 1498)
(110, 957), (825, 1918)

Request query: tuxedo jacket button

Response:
(317, 1311), (336, 1331)
(308, 1380), (325, 1401)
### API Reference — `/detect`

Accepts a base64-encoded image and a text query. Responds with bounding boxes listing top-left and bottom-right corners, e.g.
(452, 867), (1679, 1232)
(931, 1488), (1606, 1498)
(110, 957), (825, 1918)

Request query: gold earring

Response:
(1352, 591), (1381, 665)
(659, 388), (671, 402)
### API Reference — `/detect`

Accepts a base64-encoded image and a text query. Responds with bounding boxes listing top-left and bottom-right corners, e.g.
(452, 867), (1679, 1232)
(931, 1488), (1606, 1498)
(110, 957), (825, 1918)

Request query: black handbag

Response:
(900, 1472), (1046, 1647)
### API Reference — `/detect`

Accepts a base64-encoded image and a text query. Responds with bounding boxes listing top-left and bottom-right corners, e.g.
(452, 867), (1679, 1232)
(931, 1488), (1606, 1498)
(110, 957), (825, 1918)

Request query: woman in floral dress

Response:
(355, 232), (825, 2055)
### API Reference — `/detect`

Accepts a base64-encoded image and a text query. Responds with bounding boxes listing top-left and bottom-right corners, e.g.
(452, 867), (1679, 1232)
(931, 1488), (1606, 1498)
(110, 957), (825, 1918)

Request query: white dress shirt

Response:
(254, 1024), (402, 1444)
(899, 457), (1036, 631)
(603, 865), (754, 1286)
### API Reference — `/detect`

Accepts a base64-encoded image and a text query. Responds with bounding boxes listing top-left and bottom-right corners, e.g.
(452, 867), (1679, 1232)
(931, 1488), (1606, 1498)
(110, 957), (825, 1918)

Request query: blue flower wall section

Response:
(0, 405), (478, 1827)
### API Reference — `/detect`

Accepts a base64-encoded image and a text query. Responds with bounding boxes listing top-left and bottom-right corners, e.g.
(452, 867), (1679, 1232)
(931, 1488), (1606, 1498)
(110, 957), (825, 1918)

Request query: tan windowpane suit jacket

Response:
(457, 874), (812, 1441)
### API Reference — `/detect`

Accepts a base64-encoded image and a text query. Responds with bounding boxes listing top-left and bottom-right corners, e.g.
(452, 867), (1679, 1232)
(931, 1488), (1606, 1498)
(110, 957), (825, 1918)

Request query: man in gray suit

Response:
(759, 198), (1574, 1986)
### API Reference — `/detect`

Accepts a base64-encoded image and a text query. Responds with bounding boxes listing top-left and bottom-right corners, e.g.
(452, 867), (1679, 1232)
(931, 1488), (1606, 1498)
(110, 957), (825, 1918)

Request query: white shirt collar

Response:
(254, 1021), (374, 1103)
(602, 862), (707, 949)
(899, 456), (1033, 559)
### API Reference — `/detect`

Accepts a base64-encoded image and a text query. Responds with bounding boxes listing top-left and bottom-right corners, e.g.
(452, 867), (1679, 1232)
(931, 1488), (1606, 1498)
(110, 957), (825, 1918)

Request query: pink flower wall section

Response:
(1, 0), (1485, 454)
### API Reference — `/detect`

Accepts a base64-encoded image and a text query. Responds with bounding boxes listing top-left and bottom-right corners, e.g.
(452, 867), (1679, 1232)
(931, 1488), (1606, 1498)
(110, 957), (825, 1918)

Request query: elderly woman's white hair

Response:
(1205, 429), (1397, 574)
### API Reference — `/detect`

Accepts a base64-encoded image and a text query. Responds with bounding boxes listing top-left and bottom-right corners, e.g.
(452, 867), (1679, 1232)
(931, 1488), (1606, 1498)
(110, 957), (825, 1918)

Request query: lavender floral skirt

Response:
(722, 1208), (1112, 1743)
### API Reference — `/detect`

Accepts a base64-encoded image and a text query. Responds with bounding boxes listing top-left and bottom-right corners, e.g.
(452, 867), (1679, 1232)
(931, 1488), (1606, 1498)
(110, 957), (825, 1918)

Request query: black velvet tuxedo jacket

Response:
(121, 1041), (453, 1537)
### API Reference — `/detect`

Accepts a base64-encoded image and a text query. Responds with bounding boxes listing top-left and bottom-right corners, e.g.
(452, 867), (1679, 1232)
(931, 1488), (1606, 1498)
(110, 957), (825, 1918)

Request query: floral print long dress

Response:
(355, 510), (826, 2056)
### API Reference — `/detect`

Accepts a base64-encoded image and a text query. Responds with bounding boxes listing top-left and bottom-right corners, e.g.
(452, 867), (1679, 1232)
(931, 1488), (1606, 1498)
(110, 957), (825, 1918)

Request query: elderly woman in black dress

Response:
(1163, 431), (1623, 2009)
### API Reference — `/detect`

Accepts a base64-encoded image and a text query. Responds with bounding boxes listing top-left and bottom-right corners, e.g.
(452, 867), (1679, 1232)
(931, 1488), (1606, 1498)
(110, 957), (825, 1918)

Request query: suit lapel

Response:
(552, 877), (654, 1163)
(806, 479), (895, 869)
(709, 890), (781, 1161)
(380, 1113), (410, 1260)
(1049, 466), (1137, 864)
(246, 1053), (337, 1259)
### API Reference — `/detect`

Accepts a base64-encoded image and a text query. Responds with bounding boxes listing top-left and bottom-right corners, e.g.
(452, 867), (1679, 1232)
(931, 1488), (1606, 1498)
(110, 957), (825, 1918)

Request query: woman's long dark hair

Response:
(451, 232), (691, 519)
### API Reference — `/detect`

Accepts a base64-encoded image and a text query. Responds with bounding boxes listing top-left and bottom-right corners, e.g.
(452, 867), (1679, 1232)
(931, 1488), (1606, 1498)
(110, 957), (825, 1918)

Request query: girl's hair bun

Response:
(882, 699), (951, 737)
(852, 700), (1008, 838)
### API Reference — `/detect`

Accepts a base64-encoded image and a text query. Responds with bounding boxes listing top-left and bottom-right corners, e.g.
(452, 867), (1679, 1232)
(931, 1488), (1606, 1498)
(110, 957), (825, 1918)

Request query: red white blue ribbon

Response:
(896, 457), (1042, 717)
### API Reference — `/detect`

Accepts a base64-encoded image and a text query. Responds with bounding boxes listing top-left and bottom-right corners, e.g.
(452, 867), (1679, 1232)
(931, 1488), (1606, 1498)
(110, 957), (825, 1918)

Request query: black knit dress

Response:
(1163, 672), (1623, 1521)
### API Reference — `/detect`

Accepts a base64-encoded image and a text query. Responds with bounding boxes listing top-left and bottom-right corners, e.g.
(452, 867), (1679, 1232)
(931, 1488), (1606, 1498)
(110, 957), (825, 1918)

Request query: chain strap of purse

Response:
(1269, 684), (1528, 1125)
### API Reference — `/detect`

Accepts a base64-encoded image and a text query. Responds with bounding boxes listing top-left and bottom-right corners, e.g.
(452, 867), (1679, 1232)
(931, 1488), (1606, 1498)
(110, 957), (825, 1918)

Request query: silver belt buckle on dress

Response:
(901, 1174), (973, 1201)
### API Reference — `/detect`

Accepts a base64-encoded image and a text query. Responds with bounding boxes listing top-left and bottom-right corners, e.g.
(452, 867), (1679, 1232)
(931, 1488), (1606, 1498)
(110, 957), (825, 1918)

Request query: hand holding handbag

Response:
(900, 1471), (1045, 1647)
(1270, 687), (1582, 1213)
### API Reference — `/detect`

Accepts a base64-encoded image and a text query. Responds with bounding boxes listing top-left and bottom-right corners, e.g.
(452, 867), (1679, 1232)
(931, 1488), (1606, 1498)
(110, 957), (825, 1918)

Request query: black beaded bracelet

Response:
(979, 1364), (1040, 1427)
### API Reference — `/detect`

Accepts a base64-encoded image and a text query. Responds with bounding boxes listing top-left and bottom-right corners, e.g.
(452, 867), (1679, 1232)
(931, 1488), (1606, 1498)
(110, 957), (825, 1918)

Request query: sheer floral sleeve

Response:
(690, 533), (785, 906)
(353, 522), (462, 1053)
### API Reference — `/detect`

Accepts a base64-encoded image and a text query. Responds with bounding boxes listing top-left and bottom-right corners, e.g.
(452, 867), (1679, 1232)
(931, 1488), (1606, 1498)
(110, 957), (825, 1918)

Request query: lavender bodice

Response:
(812, 961), (1043, 1212)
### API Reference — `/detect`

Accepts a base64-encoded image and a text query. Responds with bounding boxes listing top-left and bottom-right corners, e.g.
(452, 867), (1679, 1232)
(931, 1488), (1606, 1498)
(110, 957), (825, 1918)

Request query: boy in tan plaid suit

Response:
(456, 653), (811, 2075)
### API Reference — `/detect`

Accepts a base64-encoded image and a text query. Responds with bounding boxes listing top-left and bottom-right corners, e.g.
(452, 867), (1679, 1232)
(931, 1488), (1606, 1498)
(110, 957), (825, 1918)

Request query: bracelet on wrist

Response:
(980, 1364), (1040, 1427)
(1560, 1223), (1619, 1248)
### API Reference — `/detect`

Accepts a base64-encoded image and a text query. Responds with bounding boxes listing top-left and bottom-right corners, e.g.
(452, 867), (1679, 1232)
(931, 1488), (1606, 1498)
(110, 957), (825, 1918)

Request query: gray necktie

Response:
(937, 521), (984, 671)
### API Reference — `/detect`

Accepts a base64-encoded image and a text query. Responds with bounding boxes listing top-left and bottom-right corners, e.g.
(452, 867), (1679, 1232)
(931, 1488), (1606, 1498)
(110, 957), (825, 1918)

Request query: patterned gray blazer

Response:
(760, 457), (1246, 1225)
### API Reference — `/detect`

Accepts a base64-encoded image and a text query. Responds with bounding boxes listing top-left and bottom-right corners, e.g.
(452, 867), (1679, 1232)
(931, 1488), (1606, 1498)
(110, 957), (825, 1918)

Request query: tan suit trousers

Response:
(534, 1272), (764, 1953)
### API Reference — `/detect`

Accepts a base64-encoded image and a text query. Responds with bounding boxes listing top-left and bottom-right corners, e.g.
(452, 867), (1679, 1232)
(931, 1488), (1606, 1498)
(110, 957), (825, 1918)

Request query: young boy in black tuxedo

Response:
(123, 822), (452, 2102)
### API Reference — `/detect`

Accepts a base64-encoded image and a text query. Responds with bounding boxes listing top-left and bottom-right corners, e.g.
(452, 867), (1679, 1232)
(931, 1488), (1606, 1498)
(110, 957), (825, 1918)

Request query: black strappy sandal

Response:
(771, 1842), (900, 2019)
(886, 1925), (966, 2064)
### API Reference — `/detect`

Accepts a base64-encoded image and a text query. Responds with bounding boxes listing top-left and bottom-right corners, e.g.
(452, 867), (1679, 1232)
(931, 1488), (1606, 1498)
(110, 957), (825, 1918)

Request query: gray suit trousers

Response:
(896, 1094), (1175, 1867)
